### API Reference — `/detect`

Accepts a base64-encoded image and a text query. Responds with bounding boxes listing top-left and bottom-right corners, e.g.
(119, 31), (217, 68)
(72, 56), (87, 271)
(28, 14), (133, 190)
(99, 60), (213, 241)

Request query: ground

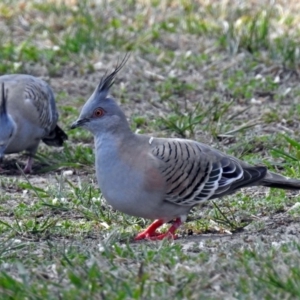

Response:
(1, 0), (300, 299)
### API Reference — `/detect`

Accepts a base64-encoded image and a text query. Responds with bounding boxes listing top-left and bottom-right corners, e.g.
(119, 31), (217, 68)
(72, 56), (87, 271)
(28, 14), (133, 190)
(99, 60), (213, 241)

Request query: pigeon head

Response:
(0, 83), (16, 158)
(71, 55), (131, 136)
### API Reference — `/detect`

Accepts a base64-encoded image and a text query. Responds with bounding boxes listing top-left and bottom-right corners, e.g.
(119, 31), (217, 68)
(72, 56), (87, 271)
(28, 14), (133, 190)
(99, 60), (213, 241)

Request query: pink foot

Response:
(23, 157), (33, 174)
(134, 218), (182, 241)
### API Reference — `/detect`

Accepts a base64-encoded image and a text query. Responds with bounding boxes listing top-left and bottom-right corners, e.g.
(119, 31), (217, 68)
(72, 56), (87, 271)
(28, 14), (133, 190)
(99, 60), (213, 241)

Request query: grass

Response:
(1, 0), (300, 298)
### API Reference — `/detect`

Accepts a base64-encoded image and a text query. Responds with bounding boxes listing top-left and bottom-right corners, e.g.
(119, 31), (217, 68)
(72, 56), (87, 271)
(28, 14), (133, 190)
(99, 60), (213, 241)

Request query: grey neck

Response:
(94, 125), (134, 151)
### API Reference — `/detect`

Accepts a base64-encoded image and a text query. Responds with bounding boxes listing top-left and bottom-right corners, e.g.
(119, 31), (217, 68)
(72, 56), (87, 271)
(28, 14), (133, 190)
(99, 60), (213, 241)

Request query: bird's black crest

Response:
(0, 83), (8, 116)
(97, 53), (130, 95)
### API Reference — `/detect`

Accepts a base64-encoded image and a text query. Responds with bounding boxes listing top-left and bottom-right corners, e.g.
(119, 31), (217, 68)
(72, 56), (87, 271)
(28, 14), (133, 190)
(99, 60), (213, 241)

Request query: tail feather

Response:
(261, 171), (300, 190)
(43, 125), (68, 147)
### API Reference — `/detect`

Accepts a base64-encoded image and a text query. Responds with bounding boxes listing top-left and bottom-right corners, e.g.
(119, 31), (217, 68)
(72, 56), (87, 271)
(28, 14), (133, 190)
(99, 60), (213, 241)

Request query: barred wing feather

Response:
(152, 140), (267, 206)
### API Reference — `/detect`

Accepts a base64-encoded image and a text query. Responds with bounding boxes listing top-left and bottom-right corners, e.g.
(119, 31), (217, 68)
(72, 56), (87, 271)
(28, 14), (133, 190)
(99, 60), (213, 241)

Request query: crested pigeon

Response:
(0, 75), (67, 173)
(71, 58), (300, 240)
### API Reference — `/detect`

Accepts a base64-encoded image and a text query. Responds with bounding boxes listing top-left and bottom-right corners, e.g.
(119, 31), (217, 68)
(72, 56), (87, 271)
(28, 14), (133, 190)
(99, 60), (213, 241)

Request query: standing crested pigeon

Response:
(0, 75), (67, 173)
(71, 57), (300, 240)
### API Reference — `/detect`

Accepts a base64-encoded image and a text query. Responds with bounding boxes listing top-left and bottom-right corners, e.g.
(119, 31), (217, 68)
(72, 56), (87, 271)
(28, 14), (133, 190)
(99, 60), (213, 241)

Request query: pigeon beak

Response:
(70, 118), (88, 129)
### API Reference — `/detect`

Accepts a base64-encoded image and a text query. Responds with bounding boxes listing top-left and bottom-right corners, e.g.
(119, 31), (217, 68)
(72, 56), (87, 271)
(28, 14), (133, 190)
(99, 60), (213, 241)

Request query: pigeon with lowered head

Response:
(0, 75), (67, 173)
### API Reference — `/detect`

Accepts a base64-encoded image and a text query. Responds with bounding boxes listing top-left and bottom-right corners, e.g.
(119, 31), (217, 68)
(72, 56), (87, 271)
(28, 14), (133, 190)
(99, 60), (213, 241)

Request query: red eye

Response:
(93, 108), (105, 118)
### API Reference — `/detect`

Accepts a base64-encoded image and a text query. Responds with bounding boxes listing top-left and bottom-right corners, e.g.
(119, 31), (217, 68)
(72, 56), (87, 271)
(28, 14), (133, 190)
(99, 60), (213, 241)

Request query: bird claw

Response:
(22, 157), (33, 174)
(134, 217), (182, 241)
(22, 166), (32, 174)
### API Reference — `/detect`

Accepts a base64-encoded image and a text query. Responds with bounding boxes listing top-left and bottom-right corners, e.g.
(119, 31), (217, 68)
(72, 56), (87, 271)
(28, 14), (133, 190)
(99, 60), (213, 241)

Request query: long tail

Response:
(43, 125), (68, 147)
(261, 171), (300, 190)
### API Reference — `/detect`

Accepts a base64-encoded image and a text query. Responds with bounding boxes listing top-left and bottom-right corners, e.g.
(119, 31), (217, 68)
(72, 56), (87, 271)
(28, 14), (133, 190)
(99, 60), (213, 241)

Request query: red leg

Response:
(134, 218), (182, 241)
(134, 219), (164, 240)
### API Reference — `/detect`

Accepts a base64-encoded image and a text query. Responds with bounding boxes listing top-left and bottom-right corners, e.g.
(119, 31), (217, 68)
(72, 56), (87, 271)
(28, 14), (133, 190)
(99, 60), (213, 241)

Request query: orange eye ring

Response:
(93, 108), (105, 118)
